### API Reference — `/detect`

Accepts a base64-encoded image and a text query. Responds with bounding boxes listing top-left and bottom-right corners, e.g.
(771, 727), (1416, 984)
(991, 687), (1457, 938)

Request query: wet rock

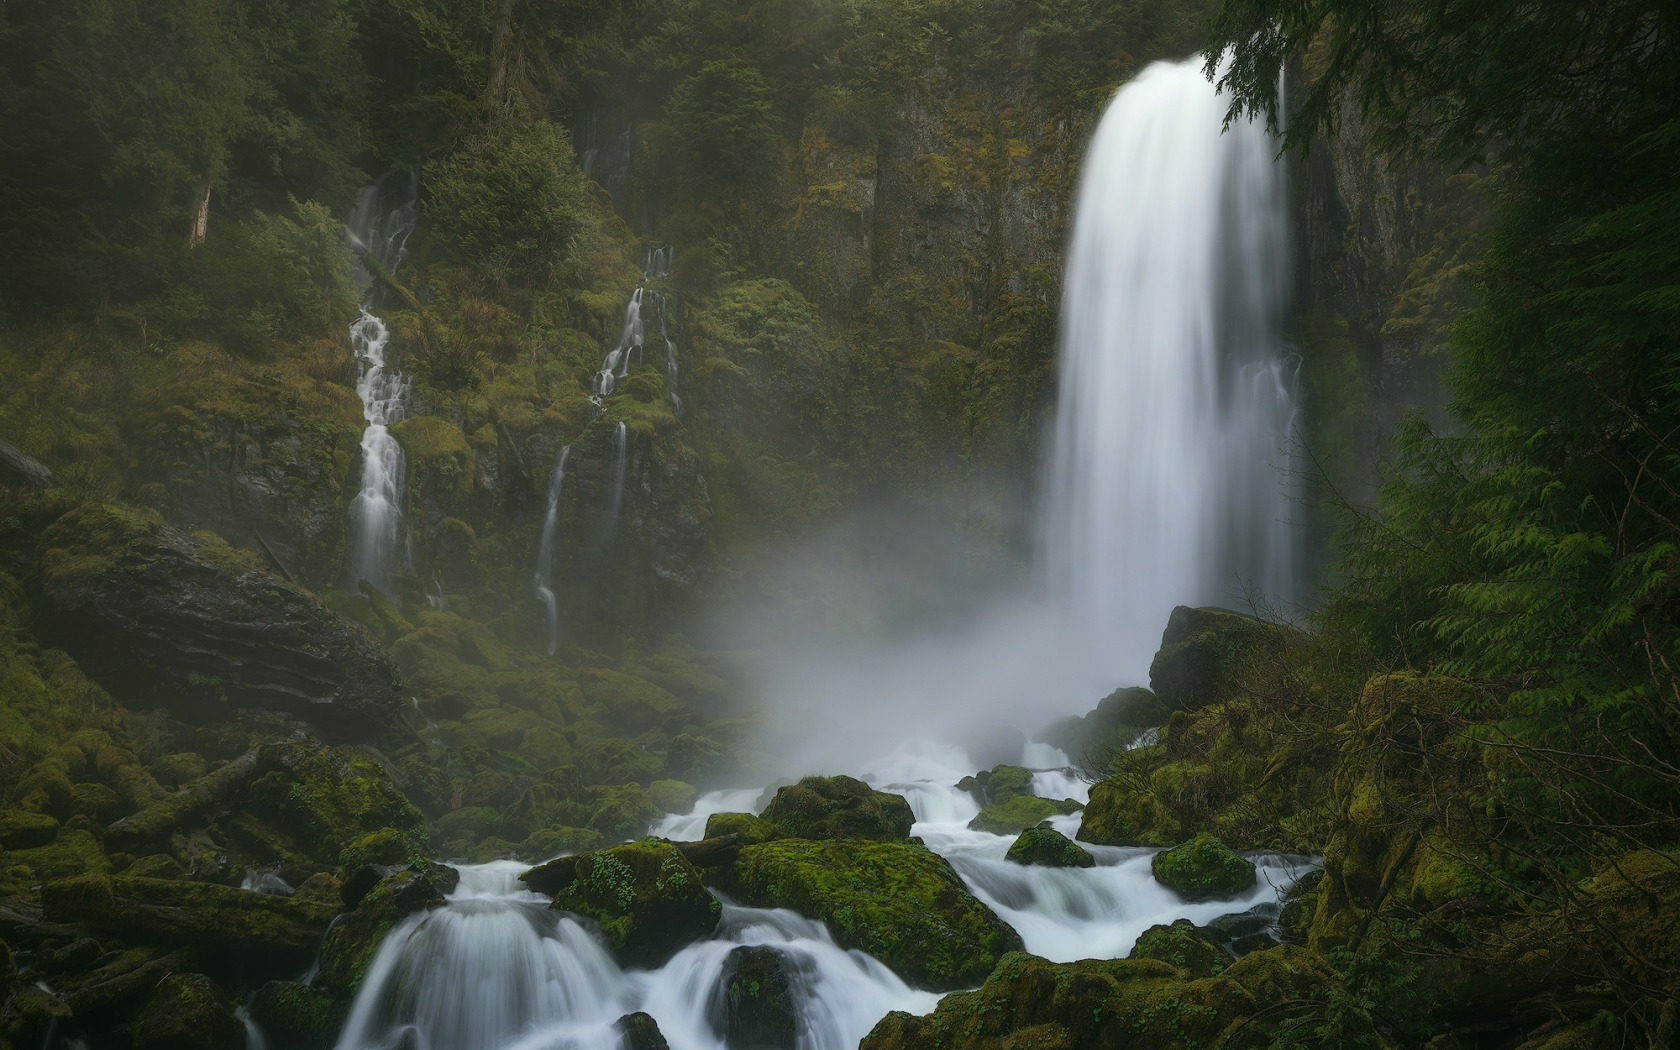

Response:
(0, 983), (71, 1050)
(248, 980), (345, 1050)
(549, 840), (721, 967)
(1148, 606), (1294, 713)
(760, 776), (914, 841)
(716, 839), (1022, 991)
(315, 870), (446, 996)
(713, 945), (798, 1049)
(618, 1010), (672, 1050)
(56, 947), (189, 1031)
(41, 874), (337, 973)
(1074, 778), (1152, 847)
(968, 795), (1082, 836)
(860, 946), (1344, 1050)
(1152, 835), (1256, 901)
(32, 504), (407, 739)
(1004, 827), (1093, 868)
(130, 972), (243, 1050)
(1129, 918), (1226, 977)
(1278, 869), (1323, 945)
(291, 872), (342, 905)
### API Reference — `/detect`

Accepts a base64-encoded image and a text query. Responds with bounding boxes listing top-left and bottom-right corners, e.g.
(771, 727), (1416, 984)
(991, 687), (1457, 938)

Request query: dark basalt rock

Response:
(32, 504), (407, 740)
(760, 776), (915, 842)
(712, 945), (799, 1050)
(315, 870), (447, 996)
(618, 1011), (671, 1050)
(1036, 686), (1170, 761)
(1148, 606), (1295, 714)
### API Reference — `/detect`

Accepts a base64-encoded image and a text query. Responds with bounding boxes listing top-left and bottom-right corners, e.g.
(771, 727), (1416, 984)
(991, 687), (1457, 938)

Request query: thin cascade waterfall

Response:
(1041, 57), (1300, 676)
(345, 171), (420, 594)
(533, 445), (572, 655)
(603, 421), (629, 544)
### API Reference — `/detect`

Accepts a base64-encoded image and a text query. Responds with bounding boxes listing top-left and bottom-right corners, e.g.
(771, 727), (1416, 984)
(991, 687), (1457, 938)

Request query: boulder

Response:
(1148, 606), (1294, 713)
(32, 504), (406, 739)
(968, 795), (1081, 835)
(1073, 779), (1155, 847)
(717, 839), (1022, 991)
(1151, 835), (1256, 901)
(130, 973), (244, 1050)
(0, 810), (60, 849)
(712, 945), (798, 1049)
(1036, 686), (1170, 762)
(315, 869), (447, 996)
(550, 840), (721, 967)
(618, 1011), (672, 1050)
(760, 776), (914, 841)
(41, 874), (337, 973)
(1128, 918), (1226, 977)
(1004, 827), (1094, 868)
(248, 980), (345, 1050)
(860, 946), (1344, 1050)
(703, 811), (778, 845)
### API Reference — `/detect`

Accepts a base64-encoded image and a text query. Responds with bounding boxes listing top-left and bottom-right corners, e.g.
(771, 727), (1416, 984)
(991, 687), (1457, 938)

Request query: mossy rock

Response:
(1148, 606), (1294, 713)
(1129, 918), (1226, 977)
(316, 869), (446, 996)
(1075, 779), (1159, 847)
(248, 980), (345, 1050)
(703, 811), (778, 845)
(589, 784), (664, 841)
(1004, 827), (1093, 868)
(0, 809), (60, 849)
(551, 839), (721, 967)
(618, 1011), (671, 1050)
(131, 973), (244, 1050)
(717, 839), (1021, 991)
(1152, 835), (1256, 901)
(1036, 686), (1169, 760)
(760, 776), (914, 841)
(968, 795), (1081, 835)
(519, 825), (603, 861)
(860, 946), (1343, 1050)
(715, 945), (797, 1048)
(648, 779), (698, 814)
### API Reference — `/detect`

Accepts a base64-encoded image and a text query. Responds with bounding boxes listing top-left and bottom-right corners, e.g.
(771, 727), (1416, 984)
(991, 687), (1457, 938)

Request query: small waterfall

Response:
(591, 249), (680, 411)
(602, 422), (629, 544)
(345, 172), (420, 595)
(1041, 58), (1301, 679)
(534, 445), (572, 655)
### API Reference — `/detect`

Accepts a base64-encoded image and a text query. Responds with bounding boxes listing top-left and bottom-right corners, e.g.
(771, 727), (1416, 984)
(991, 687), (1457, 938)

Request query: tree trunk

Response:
(186, 178), (211, 248)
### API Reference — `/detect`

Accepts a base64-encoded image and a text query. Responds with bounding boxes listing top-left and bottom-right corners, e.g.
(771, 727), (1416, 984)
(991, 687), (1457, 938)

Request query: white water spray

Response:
(1040, 58), (1300, 681)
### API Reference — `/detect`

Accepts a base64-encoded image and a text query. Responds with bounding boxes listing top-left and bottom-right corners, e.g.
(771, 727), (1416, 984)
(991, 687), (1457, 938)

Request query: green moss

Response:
(719, 838), (1022, 991)
(1151, 835), (1256, 901)
(1004, 827), (1093, 868)
(589, 784), (664, 842)
(704, 811), (778, 845)
(552, 840), (721, 966)
(1129, 919), (1225, 977)
(648, 779), (698, 814)
(760, 776), (915, 841)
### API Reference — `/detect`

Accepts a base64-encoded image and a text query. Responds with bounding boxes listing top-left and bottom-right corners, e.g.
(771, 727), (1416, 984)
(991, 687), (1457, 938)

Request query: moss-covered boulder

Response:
(130, 973), (243, 1050)
(550, 839), (721, 967)
(714, 945), (798, 1049)
(32, 504), (406, 739)
(860, 946), (1346, 1050)
(1129, 918), (1227, 977)
(716, 839), (1022, 990)
(1073, 778), (1155, 847)
(759, 776), (914, 841)
(1148, 606), (1294, 713)
(618, 1011), (671, 1050)
(1004, 827), (1093, 868)
(968, 795), (1081, 835)
(1037, 686), (1170, 761)
(0, 809), (60, 849)
(1152, 835), (1256, 901)
(248, 980), (345, 1050)
(315, 869), (447, 996)
(41, 874), (337, 973)
(703, 811), (778, 844)
(588, 784), (665, 841)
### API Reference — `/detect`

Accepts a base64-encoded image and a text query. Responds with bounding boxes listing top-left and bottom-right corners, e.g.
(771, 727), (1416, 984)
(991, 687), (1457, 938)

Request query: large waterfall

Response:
(345, 172), (421, 594)
(1041, 58), (1300, 676)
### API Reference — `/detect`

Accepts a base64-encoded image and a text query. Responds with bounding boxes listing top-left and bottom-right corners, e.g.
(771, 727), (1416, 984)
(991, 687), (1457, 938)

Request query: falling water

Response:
(592, 250), (680, 411)
(534, 446), (573, 655)
(602, 422), (630, 544)
(345, 172), (421, 594)
(1041, 58), (1300, 680)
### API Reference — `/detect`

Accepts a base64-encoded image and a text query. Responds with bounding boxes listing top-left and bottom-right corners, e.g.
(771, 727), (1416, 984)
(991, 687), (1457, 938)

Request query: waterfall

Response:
(534, 446), (572, 655)
(592, 250), (680, 411)
(345, 171), (420, 595)
(1041, 58), (1300, 678)
(602, 422), (629, 545)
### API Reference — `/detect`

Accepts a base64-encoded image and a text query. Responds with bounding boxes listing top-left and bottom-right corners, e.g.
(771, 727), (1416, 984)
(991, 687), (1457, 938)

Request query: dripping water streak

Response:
(534, 445), (572, 655)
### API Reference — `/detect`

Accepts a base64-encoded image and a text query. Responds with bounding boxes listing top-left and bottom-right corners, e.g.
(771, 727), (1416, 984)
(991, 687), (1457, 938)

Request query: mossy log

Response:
(104, 749), (259, 849)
